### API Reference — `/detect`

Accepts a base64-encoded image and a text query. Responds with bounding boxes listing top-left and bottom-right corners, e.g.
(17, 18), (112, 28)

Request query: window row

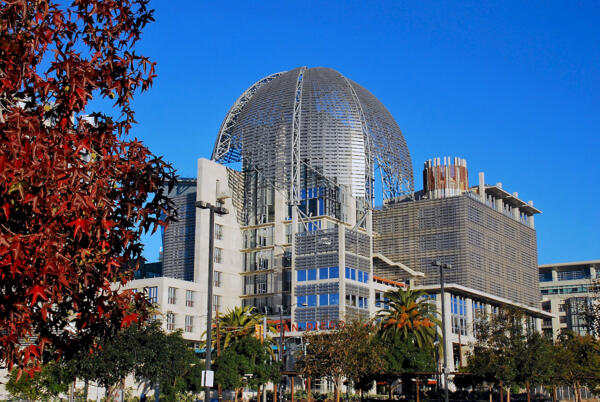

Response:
(345, 267), (369, 283)
(345, 294), (369, 309)
(297, 293), (339, 307)
(297, 267), (339, 282)
(165, 312), (196, 333)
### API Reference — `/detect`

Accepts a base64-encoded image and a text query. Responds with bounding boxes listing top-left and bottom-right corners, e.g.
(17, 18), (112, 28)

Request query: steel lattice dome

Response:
(212, 67), (414, 200)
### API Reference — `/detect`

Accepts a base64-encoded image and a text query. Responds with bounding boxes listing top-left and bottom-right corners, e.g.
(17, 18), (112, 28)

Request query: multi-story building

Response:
(539, 260), (600, 339)
(128, 69), (552, 374)
(373, 158), (549, 372)
(161, 178), (197, 281)
(208, 67), (415, 330)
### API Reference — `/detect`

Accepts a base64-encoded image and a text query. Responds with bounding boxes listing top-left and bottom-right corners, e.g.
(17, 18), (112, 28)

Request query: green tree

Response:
(213, 336), (280, 402)
(517, 332), (556, 402)
(378, 332), (436, 400)
(553, 331), (600, 402)
(296, 321), (385, 402)
(377, 289), (439, 348)
(465, 308), (527, 402)
(70, 320), (200, 401)
(214, 306), (274, 350)
(6, 362), (71, 401)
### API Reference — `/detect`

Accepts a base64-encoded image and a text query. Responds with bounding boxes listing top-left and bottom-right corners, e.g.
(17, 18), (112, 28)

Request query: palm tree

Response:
(377, 288), (440, 348)
(213, 305), (277, 350)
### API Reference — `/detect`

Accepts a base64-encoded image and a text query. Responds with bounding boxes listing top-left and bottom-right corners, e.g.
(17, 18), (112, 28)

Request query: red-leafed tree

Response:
(0, 0), (176, 372)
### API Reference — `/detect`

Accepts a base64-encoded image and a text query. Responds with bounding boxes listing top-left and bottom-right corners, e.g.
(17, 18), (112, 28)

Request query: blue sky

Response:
(131, 1), (599, 265)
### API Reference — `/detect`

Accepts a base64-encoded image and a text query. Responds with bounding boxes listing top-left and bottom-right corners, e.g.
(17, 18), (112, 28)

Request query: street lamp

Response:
(196, 200), (228, 402)
(431, 260), (452, 402)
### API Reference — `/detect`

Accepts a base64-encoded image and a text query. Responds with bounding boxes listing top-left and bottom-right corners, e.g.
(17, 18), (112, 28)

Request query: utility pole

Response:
(196, 200), (228, 402)
(432, 260), (452, 402)
(216, 307), (222, 402)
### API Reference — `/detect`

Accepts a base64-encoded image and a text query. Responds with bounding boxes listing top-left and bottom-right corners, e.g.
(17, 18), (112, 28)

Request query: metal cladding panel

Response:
(299, 68), (366, 197)
(373, 195), (540, 308)
(234, 67), (300, 189)
(348, 79), (414, 197)
(212, 67), (414, 201)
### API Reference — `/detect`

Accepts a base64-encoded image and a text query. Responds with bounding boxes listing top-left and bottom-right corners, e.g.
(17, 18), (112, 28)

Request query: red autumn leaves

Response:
(0, 0), (176, 371)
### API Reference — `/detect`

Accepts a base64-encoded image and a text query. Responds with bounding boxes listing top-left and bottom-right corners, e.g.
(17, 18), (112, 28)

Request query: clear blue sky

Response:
(130, 1), (599, 265)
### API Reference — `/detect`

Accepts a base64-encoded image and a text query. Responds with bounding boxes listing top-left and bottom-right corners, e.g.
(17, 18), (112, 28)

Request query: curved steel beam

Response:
(212, 71), (286, 163)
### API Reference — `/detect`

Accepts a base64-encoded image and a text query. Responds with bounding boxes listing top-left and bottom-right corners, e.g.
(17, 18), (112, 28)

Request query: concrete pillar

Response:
(526, 201), (535, 228)
(465, 297), (474, 338)
(478, 172), (485, 202)
(495, 198), (503, 211)
(338, 223), (346, 320)
(442, 292), (454, 373)
(512, 192), (520, 221)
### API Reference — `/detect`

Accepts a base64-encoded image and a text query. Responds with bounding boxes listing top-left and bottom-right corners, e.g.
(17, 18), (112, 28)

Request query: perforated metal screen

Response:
(212, 67), (414, 202)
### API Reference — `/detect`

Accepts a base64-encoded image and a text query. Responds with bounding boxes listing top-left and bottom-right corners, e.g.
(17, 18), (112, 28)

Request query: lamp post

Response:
(431, 260), (452, 402)
(196, 200), (228, 402)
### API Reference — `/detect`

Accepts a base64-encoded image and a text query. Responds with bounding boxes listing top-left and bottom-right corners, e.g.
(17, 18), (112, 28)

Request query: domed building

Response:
(187, 67), (416, 331)
(213, 67), (414, 203)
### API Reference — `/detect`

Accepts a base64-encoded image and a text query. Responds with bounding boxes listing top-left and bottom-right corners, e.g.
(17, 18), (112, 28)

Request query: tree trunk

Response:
(234, 388), (239, 402)
(500, 382), (504, 402)
(84, 379), (89, 401)
(574, 381), (581, 402)
(526, 382), (530, 402)
(335, 383), (340, 402)
(258, 383), (262, 402)
(552, 384), (557, 402)
(273, 383), (277, 402)
(506, 387), (510, 402)
(307, 377), (312, 402)
(387, 380), (392, 401)
(488, 385), (493, 402)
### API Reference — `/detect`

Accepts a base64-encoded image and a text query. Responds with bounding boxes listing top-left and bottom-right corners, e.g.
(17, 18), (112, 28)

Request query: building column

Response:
(338, 224), (346, 321)
(442, 292), (454, 374)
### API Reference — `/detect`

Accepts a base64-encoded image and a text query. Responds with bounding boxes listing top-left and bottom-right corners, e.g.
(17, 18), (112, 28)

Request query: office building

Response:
(161, 178), (197, 281)
(539, 260), (600, 338)
(373, 157), (548, 371)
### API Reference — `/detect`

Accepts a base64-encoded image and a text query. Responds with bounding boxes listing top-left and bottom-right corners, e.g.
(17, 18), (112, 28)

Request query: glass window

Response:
(168, 287), (177, 304)
(214, 271), (222, 287)
(185, 290), (194, 307)
(345, 267), (350, 278)
(213, 295), (221, 312)
(351, 268), (356, 281)
(146, 286), (158, 304)
(215, 224), (223, 240)
(329, 267), (339, 278)
(214, 247), (223, 264)
(329, 293), (339, 305)
(320, 294), (329, 306)
(166, 312), (175, 331)
(297, 270), (306, 282)
(297, 295), (307, 306)
(358, 271), (363, 282)
(319, 267), (329, 280)
(185, 315), (194, 332)
(307, 269), (317, 281)
(364, 272), (369, 283)
(307, 295), (317, 306)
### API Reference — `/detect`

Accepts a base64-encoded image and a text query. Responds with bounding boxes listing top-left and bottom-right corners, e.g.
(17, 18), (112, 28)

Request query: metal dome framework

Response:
(212, 67), (414, 204)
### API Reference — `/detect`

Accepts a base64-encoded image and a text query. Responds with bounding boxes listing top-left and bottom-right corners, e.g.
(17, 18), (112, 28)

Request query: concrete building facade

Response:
(539, 260), (599, 339)
(372, 161), (548, 372)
